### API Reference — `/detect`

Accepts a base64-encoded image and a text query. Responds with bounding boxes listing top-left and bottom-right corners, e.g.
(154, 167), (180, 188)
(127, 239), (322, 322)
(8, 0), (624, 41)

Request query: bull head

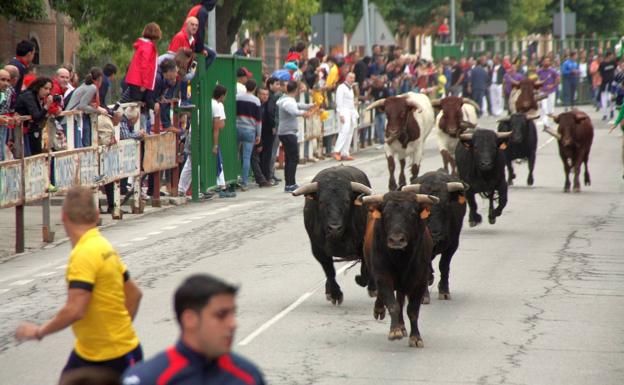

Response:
(292, 181), (373, 197)
(401, 182), (467, 193)
(510, 78), (521, 88)
(460, 132), (512, 141)
(361, 193), (440, 205)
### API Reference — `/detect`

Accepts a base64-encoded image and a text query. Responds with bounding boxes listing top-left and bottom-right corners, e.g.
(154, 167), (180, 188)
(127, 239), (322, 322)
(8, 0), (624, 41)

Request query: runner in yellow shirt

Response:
(16, 186), (143, 378)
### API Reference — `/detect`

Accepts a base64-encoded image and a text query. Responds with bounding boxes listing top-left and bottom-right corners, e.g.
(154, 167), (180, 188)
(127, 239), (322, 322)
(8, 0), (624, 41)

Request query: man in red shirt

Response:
(169, 17), (199, 53)
(437, 18), (450, 44)
(49, 67), (71, 115)
(185, 0), (217, 68)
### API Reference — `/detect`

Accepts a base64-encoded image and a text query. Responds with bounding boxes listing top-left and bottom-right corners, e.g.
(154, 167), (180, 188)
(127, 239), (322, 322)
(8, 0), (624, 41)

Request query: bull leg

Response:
(448, 155), (458, 177)
(493, 181), (508, 218)
(527, 151), (536, 186)
(572, 159), (582, 193)
(376, 275), (403, 340)
(506, 159), (515, 186)
(398, 158), (407, 188)
(355, 260), (377, 298)
(488, 195), (496, 225)
(397, 292), (408, 337)
(410, 163), (420, 180)
(311, 244), (343, 305)
(583, 152), (591, 186)
(438, 242), (458, 300)
(421, 260), (434, 304)
(387, 155), (398, 191)
(406, 283), (427, 348)
(440, 150), (450, 173)
(563, 159), (571, 192)
(467, 192), (482, 227)
(373, 295), (386, 320)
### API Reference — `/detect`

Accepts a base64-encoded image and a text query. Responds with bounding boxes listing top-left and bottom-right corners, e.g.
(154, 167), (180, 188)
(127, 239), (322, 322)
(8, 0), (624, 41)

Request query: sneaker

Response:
(273, 176), (282, 182)
(47, 184), (59, 193)
(270, 179), (280, 186)
(603, 115), (608, 121)
(332, 152), (341, 161)
(611, 110), (615, 119)
(179, 101), (196, 109)
(201, 191), (217, 200)
(284, 184), (299, 193)
(218, 190), (237, 198)
(258, 181), (273, 187)
(375, 144), (384, 150)
(240, 184), (248, 192)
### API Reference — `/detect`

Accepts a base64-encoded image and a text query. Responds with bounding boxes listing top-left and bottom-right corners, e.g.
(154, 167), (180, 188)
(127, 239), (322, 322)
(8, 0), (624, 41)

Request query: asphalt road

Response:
(0, 106), (623, 385)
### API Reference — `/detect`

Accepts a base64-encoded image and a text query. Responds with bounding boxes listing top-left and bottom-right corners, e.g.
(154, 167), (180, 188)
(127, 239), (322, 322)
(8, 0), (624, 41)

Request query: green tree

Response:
(0, 0), (45, 21)
(509, 0), (551, 36)
(553, 0), (624, 36)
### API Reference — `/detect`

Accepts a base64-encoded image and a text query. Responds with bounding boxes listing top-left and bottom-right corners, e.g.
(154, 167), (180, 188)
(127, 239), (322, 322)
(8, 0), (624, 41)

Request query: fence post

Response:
(42, 118), (54, 243)
(151, 103), (162, 207)
(14, 119), (26, 254)
(170, 100), (180, 197)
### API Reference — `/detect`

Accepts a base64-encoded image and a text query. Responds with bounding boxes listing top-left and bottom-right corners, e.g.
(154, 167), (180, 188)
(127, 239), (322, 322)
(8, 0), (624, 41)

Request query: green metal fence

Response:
(190, 55), (263, 201)
(459, 37), (621, 58)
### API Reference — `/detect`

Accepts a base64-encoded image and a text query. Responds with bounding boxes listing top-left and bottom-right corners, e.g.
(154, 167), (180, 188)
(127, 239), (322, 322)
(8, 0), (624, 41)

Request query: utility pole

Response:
(363, 0), (372, 56)
(208, 8), (216, 51)
(560, 0), (565, 53)
(450, 0), (456, 45)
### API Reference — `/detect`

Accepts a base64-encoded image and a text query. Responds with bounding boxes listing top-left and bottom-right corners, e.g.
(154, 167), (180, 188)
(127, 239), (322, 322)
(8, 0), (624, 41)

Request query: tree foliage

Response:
(0, 0), (45, 21)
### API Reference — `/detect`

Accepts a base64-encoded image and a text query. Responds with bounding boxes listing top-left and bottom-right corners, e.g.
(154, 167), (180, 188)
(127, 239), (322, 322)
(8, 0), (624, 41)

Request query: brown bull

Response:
(510, 78), (546, 114)
(544, 110), (594, 193)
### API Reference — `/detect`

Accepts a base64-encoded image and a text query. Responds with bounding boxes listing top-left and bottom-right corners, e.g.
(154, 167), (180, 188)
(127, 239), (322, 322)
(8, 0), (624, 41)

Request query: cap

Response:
(237, 67), (252, 78)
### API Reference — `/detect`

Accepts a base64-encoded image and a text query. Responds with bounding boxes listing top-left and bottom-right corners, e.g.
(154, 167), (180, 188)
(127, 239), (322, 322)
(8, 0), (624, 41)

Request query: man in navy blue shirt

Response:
(122, 274), (265, 385)
(8, 40), (35, 97)
(561, 51), (580, 111)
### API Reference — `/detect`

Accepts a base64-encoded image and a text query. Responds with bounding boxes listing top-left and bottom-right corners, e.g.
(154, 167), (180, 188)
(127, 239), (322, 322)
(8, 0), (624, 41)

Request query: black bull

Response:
(293, 165), (375, 304)
(497, 113), (539, 186)
(406, 171), (468, 303)
(362, 191), (439, 348)
(456, 129), (511, 227)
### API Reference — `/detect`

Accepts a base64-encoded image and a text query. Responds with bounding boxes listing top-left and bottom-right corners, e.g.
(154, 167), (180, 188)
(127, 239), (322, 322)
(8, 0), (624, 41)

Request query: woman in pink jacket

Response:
(124, 22), (162, 102)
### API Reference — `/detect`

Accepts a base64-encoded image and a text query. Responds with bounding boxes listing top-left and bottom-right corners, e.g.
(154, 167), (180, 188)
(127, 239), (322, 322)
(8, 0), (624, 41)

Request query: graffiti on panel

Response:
(143, 133), (176, 173)
(0, 160), (23, 208)
(78, 150), (99, 186)
(99, 140), (141, 184)
(24, 154), (49, 202)
(54, 153), (78, 191)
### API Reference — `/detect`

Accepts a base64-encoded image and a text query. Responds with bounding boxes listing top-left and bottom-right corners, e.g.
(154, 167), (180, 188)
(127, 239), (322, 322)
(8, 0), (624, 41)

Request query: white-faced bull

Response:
(456, 129), (511, 227)
(365, 92), (435, 191)
(431, 96), (479, 176)
(496, 113), (539, 186)
(403, 171), (468, 303)
(508, 78), (547, 114)
(543, 110), (594, 193)
(293, 166), (374, 305)
(361, 191), (439, 348)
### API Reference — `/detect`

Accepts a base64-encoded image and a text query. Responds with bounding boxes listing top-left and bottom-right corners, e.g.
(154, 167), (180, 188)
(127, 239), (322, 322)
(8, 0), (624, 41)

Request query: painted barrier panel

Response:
(323, 110), (340, 136)
(143, 132), (177, 173)
(53, 148), (99, 191)
(0, 160), (23, 208)
(99, 140), (141, 184)
(24, 154), (49, 203)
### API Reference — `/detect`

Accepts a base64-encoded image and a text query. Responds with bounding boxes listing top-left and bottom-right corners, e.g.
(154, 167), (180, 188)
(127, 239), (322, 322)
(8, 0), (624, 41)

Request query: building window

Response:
(30, 37), (40, 65)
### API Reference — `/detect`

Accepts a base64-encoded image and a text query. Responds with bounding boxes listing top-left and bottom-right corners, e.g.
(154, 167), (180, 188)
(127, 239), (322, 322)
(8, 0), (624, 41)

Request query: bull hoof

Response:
(438, 292), (452, 300)
(421, 290), (431, 305)
(507, 178), (514, 186)
(388, 327), (405, 341)
(488, 216), (496, 225)
(354, 275), (367, 287)
(469, 221), (478, 227)
(368, 289), (377, 298)
(399, 324), (408, 337)
(573, 187), (581, 193)
(409, 335), (424, 348)
(326, 292), (343, 306)
(527, 176), (534, 186)
(374, 307), (386, 320)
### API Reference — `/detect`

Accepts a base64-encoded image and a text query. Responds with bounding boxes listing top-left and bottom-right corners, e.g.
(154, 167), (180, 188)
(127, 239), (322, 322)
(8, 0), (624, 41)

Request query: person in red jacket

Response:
(186, 0), (217, 68)
(123, 22), (162, 103)
(169, 17), (198, 53)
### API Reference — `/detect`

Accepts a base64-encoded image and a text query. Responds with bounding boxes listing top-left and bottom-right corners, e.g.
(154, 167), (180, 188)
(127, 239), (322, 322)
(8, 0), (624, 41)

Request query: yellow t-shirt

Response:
(66, 228), (139, 361)
(326, 64), (339, 89)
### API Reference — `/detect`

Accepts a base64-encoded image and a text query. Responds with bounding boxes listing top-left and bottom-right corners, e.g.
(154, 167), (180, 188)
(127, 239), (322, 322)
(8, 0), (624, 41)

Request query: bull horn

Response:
(534, 79), (544, 87)
(447, 182), (467, 192)
(527, 113), (540, 120)
(543, 127), (561, 140)
(350, 182), (373, 195)
(401, 184), (421, 193)
(460, 120), (477, 129)
(459, 133), (474, 141)
(415, 194), (440, 205)
(292, 182), (319, 196)
(362, 194), (384, 204)
(462, 98), (481, 112)
(496, 132), (513, 139)
(405, 97), (423, 113)
(510, 79), (520, 86)
(365, 98), (386, 111)
(430, 98), (442, 107)
(497, 116), (511, 123)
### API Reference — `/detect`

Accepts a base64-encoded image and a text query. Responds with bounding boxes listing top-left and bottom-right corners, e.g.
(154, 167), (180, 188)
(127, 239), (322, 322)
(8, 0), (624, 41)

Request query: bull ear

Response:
(548, 113), (559, 123)
(459, 133), (473, 141)
(573, 110), (588, 122)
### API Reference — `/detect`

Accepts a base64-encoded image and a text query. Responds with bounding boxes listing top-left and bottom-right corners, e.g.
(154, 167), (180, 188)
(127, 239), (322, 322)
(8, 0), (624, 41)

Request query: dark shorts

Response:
(62, 343), (143, 376)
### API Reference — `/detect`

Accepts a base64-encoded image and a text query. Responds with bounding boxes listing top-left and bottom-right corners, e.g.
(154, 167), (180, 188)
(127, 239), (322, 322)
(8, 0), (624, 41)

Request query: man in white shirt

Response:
(332, 72), (357, 161)
(488, 56), (504, 117)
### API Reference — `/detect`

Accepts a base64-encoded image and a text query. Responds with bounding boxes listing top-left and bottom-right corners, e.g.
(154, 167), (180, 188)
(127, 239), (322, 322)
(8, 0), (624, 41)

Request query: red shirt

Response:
(126, 38), (158, 90)
(438, 24), (449, 35)
(169, 29), (194, 52)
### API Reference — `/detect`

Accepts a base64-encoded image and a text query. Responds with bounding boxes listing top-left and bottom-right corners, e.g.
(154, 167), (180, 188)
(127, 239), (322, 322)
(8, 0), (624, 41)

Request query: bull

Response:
(496, 113), (539, 186)
(361, 191), (439, 348)
(509, 78), (547, 115)
(431, 96), (480, 175)
(293, 165), (375, 304)
(456, 129), (511, 227)
(403, 171), (468, 303)
(543, 110), (594, 193)
(365, 92), (435, 191)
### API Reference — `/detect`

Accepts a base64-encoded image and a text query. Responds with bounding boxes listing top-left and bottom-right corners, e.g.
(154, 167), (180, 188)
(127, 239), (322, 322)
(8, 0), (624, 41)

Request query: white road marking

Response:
(538, 137), (555, 150)
(117, 243), (131, 248)
(175, 220), (192, 225)
(238, 263), (352, 346)
(132, 237), (148, 241)
(56, 264), (67, 269)
(162, 226), (178, 230)
(147, 231), (162, 236)
(0, 289), (10, 295)
(34, 272), (56, 278)
(10, 279), (34, 286)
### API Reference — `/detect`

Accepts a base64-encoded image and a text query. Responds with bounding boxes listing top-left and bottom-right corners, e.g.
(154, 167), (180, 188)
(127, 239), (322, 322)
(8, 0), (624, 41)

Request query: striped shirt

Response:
(236, 92), (262, 137)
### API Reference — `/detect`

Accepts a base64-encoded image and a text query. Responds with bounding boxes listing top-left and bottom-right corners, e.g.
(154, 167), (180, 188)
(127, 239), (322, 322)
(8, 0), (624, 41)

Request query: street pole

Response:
(560, 0), (565, 53)
(450, 0), (456, 45)
(363, 0), (372, 56)
(323, 12), (329, 55)
(208, 8), (216, 52)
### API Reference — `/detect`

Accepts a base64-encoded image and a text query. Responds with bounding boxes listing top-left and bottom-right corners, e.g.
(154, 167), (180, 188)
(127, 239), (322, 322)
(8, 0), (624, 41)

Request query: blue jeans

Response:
(0, 126), (6, 160)
(237, 127), (256, 185)
(562, 77), (577, 108)
(374, 112), (386, 144)
(81, 114), (91, 147)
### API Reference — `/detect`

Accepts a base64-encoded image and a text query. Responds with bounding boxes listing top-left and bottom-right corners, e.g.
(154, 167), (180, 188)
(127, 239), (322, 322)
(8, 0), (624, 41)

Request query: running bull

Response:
(404, 171), (468, 303)
(361, 191), (439, 348)
(365, 92), (435, 191)
(456, 129), (511, 227)
(497, 113), (539, 186)
(293, 166), (375, 305)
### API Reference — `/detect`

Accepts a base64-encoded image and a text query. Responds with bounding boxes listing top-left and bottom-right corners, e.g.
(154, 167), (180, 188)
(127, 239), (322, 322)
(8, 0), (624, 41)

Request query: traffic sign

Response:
(350, 3), (396, 47)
